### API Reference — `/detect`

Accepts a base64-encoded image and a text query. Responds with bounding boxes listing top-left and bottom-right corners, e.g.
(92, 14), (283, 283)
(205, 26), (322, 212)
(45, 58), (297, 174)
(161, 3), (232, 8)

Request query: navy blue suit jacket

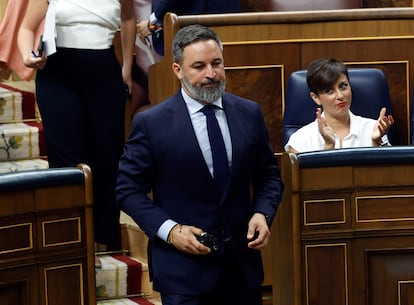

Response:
(116, 91), (283, 294)
(151, 0), (241, 55)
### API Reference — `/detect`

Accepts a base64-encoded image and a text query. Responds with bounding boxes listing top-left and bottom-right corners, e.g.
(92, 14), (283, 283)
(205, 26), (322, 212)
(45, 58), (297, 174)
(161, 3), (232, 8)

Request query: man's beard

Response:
(182, 74), (226, 104)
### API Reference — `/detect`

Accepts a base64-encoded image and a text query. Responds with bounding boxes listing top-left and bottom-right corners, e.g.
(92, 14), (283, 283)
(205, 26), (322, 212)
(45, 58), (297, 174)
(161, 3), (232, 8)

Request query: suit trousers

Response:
(160, 242), (263, 305)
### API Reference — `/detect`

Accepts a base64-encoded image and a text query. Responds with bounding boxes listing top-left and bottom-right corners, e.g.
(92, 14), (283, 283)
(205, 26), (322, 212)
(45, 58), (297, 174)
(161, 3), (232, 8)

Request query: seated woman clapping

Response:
(285, 58), (394, 153)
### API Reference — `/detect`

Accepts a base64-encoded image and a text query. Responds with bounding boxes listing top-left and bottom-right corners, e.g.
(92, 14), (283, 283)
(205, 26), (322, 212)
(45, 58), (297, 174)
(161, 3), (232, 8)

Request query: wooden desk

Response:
(0, 164), (95, 305)
(274, 147), (414, 305)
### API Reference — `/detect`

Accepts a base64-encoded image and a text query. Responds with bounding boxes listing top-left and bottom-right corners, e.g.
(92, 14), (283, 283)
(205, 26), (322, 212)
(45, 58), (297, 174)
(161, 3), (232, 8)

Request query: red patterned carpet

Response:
(0, 82), (48, 172)
(96, 254), (156, 305)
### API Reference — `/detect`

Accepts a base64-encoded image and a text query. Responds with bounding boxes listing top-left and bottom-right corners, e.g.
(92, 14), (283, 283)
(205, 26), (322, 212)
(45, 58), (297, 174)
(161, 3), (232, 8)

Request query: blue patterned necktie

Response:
(200, 105), (229, 193)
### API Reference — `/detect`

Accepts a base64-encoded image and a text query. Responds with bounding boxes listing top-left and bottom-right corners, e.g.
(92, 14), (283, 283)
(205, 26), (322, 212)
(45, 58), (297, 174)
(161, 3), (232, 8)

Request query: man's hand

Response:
(247, 213), (270, 250)
(168, 224), (211, 255)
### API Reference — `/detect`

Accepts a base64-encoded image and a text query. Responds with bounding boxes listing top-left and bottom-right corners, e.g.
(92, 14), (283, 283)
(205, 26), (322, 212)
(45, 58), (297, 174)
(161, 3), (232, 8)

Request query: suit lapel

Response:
(220, 94), (245, 199)
(169, 93), (215, 185)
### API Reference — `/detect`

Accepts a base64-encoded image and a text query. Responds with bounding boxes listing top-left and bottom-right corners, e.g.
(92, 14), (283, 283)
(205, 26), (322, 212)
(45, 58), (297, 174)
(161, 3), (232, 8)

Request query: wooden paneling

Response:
(355, 195), (414, 223)
(352, 237), (414, 305)
(0, 265), (39, 305)
(274, 151), (414, 305)
(0, 165), (95, 305)
(41, 263), (85, 305)
(305, 243), (349, 305)
(303, 198), (346, 226)
(0, 221), (33, 254)
(364, 0), (413, 7)
(226, 65), (283, 152)
(241, 0), (414, 11)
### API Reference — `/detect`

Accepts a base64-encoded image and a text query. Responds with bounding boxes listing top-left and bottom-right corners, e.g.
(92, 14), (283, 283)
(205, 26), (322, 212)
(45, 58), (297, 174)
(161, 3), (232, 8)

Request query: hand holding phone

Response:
(31, 35), (45, 58)
(38, 35), (45, 56)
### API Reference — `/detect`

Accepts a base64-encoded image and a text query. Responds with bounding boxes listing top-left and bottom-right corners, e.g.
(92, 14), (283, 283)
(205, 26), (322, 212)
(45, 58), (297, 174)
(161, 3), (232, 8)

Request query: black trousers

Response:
(161, 243), (263, 305)
(36, 47), (126, 249)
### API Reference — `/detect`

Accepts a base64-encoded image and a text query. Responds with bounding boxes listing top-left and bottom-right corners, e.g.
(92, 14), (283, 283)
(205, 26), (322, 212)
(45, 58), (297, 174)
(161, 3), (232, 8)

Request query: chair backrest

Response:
(282, 68), (393, 146)
(265, 0), (363, 11)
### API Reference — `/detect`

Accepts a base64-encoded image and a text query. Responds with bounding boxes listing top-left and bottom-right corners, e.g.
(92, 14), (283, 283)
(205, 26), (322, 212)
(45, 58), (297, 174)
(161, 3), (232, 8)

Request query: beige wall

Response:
(0, 0), (7, 20)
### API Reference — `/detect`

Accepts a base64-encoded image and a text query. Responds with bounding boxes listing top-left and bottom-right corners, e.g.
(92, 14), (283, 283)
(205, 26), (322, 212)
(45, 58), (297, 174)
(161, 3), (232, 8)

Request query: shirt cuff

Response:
(150, 12), (162, 26)
(157, 219), (178, 242)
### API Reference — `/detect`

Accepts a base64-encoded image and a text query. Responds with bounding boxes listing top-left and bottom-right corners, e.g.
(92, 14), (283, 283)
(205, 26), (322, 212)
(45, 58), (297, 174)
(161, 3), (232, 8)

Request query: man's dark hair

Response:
(306, 58), (349, 95)
(172, 24), (223, 64)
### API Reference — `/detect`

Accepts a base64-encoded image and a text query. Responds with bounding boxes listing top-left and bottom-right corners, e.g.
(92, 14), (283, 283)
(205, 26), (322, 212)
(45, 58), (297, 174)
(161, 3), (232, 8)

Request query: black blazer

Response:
(151, 0), (241, 55)
(116, 91), (283, 294)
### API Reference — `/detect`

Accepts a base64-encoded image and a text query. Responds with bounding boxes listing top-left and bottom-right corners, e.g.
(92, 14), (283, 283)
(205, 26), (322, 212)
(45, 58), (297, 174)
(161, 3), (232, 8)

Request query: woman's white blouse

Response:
(285, 110), (390, 153)
(55, 0), (121, 49)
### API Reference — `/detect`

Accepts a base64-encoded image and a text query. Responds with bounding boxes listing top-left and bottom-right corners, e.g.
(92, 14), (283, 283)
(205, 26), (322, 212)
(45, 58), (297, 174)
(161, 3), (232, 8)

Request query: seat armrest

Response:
(297, 146), (414, 168)
(0, 167), (85, 192)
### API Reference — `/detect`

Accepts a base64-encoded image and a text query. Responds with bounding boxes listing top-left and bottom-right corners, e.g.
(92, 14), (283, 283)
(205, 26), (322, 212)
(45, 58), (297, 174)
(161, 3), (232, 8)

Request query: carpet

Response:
(0, 82), (47, 163)
(0, 86), (23, 122)
(0, 82), (37, 121)
(0, 158), (48, 173)
(97, 297), (156, 305)
(96, 254), (142, 300)
(0, 122), (40, 161)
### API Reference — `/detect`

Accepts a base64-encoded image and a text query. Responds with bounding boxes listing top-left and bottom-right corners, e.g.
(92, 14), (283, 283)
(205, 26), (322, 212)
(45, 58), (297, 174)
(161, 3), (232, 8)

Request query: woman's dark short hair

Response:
(306, 58), (349, 95)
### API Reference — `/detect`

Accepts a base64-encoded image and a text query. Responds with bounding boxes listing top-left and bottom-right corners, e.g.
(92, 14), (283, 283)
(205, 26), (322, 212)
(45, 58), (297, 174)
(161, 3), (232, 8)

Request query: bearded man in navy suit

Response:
(136, 0), (241, 55)
(116, 24), (283, 305)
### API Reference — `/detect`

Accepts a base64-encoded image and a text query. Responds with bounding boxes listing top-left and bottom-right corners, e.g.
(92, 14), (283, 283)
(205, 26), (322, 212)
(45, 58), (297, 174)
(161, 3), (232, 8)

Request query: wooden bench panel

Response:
(0, 164), (95, 305)
(274, 149), (414, 305)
